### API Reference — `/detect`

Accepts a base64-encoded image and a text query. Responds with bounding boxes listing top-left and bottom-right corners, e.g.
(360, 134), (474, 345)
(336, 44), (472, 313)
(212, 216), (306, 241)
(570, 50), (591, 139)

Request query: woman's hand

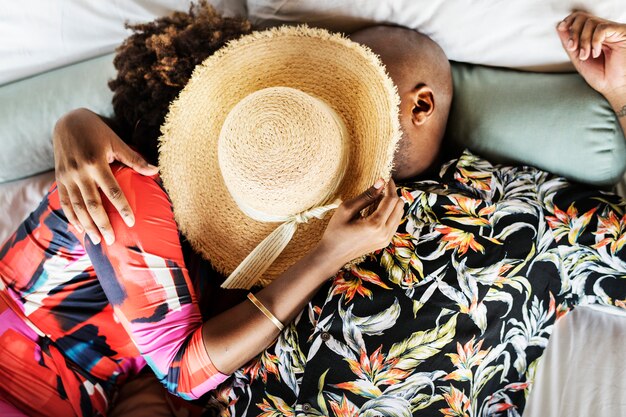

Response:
(203, 178), (405, 374)
(317, 178), (405, 267)
(53, 108), (158, 245)
(557, 11), (626, 100)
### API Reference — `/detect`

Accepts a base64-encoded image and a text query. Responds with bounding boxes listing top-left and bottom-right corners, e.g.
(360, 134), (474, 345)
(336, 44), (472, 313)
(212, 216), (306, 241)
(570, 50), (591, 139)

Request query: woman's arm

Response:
(86, 166), (403, 398)
(202, 179), (403, 373)
(53, 108), (158, 245)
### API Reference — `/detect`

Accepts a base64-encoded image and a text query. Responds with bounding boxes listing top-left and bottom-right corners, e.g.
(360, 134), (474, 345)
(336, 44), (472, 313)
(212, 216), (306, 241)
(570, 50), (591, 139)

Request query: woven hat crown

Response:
(158, 26), (401, 289)
(218, 87), (349, 218)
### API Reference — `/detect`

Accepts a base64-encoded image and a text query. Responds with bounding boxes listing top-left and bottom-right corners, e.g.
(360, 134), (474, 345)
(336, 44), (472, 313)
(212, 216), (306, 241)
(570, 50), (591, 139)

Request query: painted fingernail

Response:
(373, 178), (385, 189)
(124, 214), (135, 228)
(104, 233), (115, 246)
(567, 39), (574, 49)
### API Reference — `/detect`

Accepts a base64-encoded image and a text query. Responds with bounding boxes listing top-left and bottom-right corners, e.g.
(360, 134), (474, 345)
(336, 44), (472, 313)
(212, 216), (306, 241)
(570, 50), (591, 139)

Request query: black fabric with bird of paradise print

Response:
(202, 150), (626, 417)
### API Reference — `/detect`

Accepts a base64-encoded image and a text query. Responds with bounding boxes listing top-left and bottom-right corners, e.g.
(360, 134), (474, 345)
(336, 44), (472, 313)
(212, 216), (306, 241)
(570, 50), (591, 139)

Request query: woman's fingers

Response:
(341, 178), (385, 217)
(383, 199), (405, 244)
(66, 184), (101, 245)
(94, 169), (134, 228)
(370, 178), (400, 222)
(365, 179), (404, 249)
(112, 140), (159, 176)
(76, 180), (116, 245)
(57, 183), (82, 233)
(57, 169), (124, 244)
(319, 178), (406, 262)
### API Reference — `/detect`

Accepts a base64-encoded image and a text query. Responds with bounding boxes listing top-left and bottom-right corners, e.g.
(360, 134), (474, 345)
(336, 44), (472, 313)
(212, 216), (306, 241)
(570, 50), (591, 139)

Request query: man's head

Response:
(350, 26), (453, 180)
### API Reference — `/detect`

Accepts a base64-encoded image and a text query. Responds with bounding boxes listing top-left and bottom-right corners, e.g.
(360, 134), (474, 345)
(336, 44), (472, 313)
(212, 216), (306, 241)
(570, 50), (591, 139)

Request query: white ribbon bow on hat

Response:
(221, 201), (340, 289)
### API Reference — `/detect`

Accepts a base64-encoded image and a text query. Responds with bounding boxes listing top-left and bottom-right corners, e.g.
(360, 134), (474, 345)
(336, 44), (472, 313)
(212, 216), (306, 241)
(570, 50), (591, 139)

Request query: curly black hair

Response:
(108, 2), (252, 165)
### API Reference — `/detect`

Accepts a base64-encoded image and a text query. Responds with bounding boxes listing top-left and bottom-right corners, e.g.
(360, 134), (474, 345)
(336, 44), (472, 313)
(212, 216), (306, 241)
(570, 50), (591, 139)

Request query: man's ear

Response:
(409, 84), (435, 126)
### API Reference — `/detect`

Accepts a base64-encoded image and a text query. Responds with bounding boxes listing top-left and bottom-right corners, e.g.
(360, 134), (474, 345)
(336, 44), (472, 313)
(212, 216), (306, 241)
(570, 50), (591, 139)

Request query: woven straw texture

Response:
(159, 26), (401, 287)
(219, 86), (349, 218)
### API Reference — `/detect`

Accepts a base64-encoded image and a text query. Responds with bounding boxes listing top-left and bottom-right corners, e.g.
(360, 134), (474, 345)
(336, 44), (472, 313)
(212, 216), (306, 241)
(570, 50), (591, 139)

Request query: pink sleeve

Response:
(85, 165), (228, 399)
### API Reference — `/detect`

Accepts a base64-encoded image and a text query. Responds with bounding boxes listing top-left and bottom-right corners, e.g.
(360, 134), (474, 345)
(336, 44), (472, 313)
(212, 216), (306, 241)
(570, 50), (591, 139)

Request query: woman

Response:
(0, 7), (405, 417)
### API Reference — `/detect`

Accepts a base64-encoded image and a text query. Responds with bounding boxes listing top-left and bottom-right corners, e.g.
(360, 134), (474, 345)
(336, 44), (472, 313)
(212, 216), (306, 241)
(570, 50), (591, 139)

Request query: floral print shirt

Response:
(204, 150), (626, 417)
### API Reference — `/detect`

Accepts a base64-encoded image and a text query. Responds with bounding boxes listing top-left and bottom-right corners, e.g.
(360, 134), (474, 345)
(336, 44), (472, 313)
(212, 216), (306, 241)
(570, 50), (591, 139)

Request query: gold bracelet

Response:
(247, 293), (285, 331)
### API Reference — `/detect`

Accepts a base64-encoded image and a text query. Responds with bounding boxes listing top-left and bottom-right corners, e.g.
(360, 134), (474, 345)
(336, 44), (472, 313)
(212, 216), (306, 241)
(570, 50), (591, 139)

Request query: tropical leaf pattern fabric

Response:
(202, 150), (626, 417)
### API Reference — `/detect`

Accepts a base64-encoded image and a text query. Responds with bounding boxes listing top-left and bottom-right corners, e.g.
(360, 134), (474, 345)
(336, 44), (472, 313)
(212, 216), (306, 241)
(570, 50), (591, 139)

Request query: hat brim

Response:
(159, 26), (401, 286)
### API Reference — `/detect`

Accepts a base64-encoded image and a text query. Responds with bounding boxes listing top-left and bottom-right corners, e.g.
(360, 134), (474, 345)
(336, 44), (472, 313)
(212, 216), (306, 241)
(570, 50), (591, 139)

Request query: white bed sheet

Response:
(524, 305), (626, 417)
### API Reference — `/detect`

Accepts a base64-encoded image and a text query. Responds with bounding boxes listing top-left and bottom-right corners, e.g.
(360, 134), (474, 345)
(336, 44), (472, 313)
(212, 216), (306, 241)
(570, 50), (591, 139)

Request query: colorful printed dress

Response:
(0, 165), (227, 417)
(203, 150), (626, 417)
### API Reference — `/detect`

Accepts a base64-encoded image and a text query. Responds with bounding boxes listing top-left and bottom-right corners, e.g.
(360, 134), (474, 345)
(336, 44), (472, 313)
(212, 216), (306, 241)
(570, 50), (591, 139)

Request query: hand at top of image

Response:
(557, 11), (626, 102)
(53, 108), (158, 245)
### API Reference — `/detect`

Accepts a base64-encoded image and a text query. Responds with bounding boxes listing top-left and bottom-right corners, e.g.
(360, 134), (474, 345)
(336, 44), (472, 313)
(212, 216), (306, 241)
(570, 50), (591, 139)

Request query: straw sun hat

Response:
(159, 25), (401, 289)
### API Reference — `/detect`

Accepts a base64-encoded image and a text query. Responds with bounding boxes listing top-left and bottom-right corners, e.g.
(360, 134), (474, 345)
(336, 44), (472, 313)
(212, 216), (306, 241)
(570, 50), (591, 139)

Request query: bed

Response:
(1, 1), (625, 416)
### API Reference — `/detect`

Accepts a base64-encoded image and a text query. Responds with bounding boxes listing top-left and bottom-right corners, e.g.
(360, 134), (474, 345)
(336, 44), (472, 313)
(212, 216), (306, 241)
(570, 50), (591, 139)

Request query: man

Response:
(55, 11), (626, 417)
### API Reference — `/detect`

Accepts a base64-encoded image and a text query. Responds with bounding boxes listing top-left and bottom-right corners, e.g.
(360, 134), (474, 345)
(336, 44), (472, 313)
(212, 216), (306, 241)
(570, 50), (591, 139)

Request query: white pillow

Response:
(246, 0), (626, 71)
(0, 0), (247, 85)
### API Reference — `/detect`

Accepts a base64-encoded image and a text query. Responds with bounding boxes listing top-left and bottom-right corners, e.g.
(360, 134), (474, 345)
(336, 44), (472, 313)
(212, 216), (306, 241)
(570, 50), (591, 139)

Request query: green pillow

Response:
(0, 54), (116, 183)
(2, 55), (624, 186)
(446, 62), (626, 186)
